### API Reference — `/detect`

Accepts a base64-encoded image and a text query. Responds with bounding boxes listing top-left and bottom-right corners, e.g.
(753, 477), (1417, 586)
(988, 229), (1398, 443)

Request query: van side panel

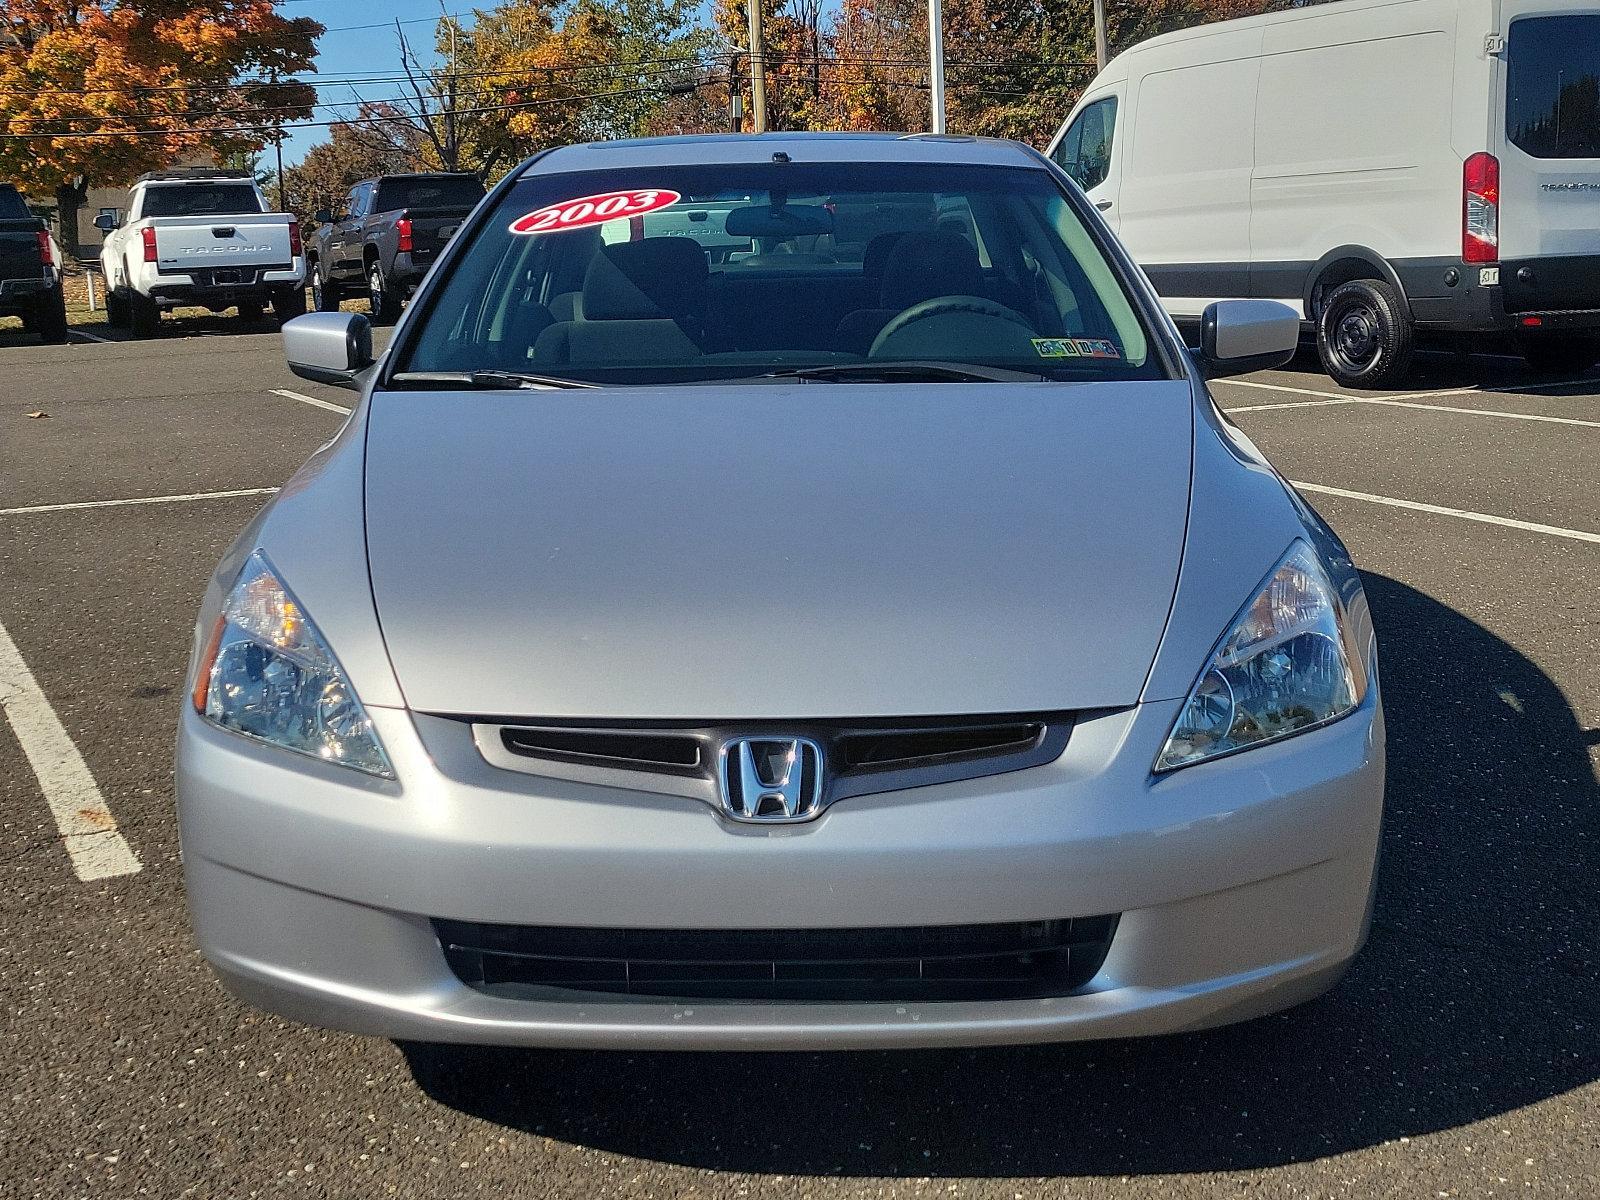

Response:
(1115, 27), (1263, 317)
(1250, 0), (1463, 312)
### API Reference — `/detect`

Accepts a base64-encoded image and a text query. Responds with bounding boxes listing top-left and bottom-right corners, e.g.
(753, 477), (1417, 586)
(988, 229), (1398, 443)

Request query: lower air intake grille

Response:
(434, 915), (1117, 1003)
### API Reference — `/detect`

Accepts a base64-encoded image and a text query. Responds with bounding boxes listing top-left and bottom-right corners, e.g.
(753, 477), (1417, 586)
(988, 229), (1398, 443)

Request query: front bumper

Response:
(177, 690), (1384, 1050)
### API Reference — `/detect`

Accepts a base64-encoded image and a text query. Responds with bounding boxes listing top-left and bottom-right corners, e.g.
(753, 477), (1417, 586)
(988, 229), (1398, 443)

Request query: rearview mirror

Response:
(1197, 300), (1299, 379)
(283, 311), (374, 389)
(724, 204), (834, 238)
(93, 213), (118, 234)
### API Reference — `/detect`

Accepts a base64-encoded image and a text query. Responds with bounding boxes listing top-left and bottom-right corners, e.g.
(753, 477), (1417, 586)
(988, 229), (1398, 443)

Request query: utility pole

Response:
(927, 0), (946, 133)
(270, 68), (287, 212)
(746, 0), (767, 132)
(1092, 0), (1108, 71)
(442, 2), (459, 170)
(728, 55), (746, 132)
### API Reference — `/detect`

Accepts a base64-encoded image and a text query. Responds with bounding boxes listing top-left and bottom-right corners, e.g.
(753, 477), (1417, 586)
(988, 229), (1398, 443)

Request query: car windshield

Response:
(142, 183), (263, 217)
(377, 177), (486, 211)
(397, 160), (1165, 385)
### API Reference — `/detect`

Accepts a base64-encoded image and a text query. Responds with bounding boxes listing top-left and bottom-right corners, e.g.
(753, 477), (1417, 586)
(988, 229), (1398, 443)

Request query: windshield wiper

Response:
(762, 361), (1047, 384)
(388, 369), (598, 391)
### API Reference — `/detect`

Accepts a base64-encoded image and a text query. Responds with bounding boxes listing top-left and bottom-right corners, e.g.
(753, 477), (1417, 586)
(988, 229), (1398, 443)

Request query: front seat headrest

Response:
(878, 230), (985, 311)
(582, 238), (709, 322)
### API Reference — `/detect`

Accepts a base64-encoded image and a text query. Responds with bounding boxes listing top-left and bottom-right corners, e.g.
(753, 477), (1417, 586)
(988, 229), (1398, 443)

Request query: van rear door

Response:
(1497, 8), (1600, 306)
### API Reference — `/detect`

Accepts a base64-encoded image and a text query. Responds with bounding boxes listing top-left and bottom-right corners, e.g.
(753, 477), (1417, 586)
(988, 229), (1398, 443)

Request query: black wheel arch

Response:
(1306, 247), (1413, 323)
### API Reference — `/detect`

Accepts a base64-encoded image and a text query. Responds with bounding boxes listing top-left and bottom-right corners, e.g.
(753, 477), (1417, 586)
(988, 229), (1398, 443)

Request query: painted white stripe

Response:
(1348, 397), (1600, 428)
(1217, 378), (1483, 403)
(270, 387), (352, 415)
(68, 328), (114, 344)
(0, 487), (279, 517)
(0, 616), (141, 880)
(1225, 398), (1356, 413)
(1291, 481), (1600, 545)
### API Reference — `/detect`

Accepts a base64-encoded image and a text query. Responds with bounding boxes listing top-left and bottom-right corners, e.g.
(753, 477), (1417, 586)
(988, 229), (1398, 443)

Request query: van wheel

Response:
(1518, 334), (1600, 376)
(1316, 279), (1413, 389)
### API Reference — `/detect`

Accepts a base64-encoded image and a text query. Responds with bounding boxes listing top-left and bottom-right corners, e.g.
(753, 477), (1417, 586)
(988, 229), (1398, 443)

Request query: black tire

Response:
(311, 266), (341, 312)
(1518, 334), (1600, 376)
(1316, 278), (1414, 389)
(237, 297), (265, 323)
(106, 289), (129, 328)
(274, 284), (308, 320)
(129, 292), (160, 338)
(35, 287), (68, 343)
(367, 259), (403, 326)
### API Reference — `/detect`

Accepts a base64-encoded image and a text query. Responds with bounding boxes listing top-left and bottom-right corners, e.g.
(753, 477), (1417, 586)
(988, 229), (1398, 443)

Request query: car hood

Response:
(363, 381), (1194, 719)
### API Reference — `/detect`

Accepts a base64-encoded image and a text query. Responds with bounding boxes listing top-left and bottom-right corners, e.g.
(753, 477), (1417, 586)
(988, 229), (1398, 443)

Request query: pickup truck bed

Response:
(0, 185), (68, 343)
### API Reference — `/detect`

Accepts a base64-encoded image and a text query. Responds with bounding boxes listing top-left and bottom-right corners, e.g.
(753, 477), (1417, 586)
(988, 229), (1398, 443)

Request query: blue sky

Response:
(278, 0), (468, 165)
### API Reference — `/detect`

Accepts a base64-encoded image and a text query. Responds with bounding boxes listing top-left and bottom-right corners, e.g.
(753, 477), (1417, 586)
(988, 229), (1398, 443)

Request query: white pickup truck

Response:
(97, 170), (306, 336)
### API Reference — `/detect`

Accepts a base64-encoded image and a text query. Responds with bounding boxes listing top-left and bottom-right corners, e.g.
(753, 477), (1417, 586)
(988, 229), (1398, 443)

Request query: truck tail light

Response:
(396, 217), (413, 254)
(35, 229), (53, 272)
(141, 226), (158, 263)
(1463, 152), (1498, 264)
(288, 218), (303, 258)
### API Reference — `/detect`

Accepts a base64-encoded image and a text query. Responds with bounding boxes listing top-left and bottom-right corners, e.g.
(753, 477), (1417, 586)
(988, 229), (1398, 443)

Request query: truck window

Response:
(1053, 97), (1117, 191)
(1507, 15), (1600, 159)
(376, 177), (486, 211)
(140, 183), (263, 218)
(0, 186), (32, 220)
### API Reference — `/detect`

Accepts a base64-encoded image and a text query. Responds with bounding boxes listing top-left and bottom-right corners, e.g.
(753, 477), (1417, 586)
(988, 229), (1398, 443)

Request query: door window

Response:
(1052, 97), (1118, 191)
(1507, 15), (1600, 159)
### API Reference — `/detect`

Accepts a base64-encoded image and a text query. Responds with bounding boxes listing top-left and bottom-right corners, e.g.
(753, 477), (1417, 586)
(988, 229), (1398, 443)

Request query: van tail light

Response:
(141, 226), (158, 263)
(288, 218), (303, 258)
(1463, 152), (1499, 264)
(395, 217), (413, 254)
(35, 229), (53, 272)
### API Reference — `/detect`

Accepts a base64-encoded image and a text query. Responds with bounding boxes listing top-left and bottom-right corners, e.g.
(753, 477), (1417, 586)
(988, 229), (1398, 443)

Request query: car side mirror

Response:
(1198, 300), (1300, 379)
(313, 208), (333, 225)
(93, 213), (117, 233)
(283, 312), (375, 389)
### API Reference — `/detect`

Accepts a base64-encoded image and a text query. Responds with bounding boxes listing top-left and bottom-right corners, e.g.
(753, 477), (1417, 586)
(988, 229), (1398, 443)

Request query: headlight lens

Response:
(1156, 542), (1364, 772)
(192, 553), (393, 777)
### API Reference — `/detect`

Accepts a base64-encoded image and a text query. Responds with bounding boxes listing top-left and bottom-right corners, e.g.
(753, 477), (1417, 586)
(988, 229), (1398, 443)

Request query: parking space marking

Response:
(1218, 379), (1483, 403)
(0, 616), (141, 881)
(68, 329), (114, 344)
(1219, 378), (1600, 426)
(1225, 397), (1358, 413)
(270, 388), (352, 415)
(1291, 481), (1600, 545)
(0, 487), (279, 517)
(1345, 397), (1600, 428)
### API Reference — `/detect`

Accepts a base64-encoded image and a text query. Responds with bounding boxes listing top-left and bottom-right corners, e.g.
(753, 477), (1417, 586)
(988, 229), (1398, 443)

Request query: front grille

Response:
(434, 915), (1117, 1003)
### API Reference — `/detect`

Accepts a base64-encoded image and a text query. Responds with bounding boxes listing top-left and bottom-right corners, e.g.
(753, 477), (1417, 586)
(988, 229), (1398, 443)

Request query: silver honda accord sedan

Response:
(178, 132), (1383, 1050)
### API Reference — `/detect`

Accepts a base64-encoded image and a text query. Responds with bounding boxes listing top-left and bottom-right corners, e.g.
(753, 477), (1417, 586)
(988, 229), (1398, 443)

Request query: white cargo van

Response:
(1047, 0), (1600, 387)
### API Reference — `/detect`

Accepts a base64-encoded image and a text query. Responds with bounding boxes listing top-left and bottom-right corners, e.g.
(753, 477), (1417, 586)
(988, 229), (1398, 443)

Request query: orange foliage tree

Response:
(0, 0), (321, 205)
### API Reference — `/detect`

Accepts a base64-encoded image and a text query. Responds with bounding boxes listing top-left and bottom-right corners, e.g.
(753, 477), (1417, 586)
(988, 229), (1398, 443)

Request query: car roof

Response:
(522, 132), (1047, 176)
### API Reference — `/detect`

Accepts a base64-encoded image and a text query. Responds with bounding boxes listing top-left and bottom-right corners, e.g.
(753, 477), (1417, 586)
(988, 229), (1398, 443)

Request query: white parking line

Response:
(270, 388), (352, 415)
(68, 329), (114, 344)
(1218, 379), (1483, 403)
(1218, 378), (1600, 426)
(0, 487), (279, 517)
(0, 616), (141, 881)
(1292, 481), (1600, 545)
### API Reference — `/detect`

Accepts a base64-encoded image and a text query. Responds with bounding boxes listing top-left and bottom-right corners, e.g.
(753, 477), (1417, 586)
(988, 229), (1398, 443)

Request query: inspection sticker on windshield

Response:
(1072, 338), (1121, 359)
(509, 189), (681, 236)
(1032, 338), (1082, 358)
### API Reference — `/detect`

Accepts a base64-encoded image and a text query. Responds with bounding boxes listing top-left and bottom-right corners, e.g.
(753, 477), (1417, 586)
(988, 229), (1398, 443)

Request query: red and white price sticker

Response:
(508, 189), (681, 236)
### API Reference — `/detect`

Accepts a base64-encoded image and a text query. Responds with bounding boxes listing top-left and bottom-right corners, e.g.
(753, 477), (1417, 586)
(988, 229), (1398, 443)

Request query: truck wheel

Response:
(312, 269), (341, 312)
(106, 289), (129, 328)
(1519, 334), (1600, 376)
(1316, 278), (1413, 389)
(274, 285), (308, 320)
(237, 298), (265, 323)
(129, 292), (160, 338)
(35, 287), (69, 344)
(367, 261), (403, 325)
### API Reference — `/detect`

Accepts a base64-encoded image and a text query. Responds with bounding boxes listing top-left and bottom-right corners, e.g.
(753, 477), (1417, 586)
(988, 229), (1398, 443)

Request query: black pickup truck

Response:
(0, 183), (68, 343)
(308, 172), (485, 323)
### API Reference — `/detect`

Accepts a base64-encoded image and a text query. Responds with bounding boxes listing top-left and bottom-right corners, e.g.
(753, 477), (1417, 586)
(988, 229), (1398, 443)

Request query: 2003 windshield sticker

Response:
(508, 189), (681, 235)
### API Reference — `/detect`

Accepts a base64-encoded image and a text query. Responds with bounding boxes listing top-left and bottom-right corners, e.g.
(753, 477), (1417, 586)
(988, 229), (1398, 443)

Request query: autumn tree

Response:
(281, 102), (423, 223)
(0, 0), (321, 220)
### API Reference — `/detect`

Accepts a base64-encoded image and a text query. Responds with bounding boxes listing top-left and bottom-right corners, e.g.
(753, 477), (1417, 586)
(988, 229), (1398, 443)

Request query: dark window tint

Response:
(376, 177), (486, 212)
(0, 186), (31, 220)
(1052, 97), (1117, 190)
(141, 184), (263, 217)
(1507, 16), (1600, 159)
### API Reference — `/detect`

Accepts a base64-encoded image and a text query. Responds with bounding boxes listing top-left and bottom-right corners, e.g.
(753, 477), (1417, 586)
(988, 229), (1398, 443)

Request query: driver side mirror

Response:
(1197, 300), (1299, 379)
(313, 208), (334, 225)
(93, 213), (118, 234)
(283, 311), (375, 389)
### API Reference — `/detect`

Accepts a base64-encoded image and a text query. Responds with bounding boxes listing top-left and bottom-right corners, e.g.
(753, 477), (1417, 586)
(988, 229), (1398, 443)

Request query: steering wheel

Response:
(869, 295), (1037, 360)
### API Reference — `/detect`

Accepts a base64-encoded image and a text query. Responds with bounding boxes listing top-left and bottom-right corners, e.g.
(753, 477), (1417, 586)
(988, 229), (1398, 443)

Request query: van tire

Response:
(1518, 335), (1600, 377)
(1316, 278), (1413, 389)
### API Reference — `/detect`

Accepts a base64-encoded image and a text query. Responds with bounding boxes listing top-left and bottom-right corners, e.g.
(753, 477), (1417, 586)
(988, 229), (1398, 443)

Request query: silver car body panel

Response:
(363, 382), (1194, 719)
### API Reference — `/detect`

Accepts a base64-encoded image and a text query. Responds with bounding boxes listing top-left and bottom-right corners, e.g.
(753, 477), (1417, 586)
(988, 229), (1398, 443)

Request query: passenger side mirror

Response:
(313, 208), (333, 225)
(283, 311), (375, 389)
(1197, 300), (1300, 379)
(93, 213), (118, 233)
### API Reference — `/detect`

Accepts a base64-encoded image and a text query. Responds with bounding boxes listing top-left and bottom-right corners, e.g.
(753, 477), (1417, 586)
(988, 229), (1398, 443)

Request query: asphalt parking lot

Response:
(2, 313), (1596, 1199)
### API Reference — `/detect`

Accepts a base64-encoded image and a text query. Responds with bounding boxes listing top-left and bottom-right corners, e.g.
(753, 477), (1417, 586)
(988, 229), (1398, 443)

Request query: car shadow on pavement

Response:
(400, 573), (1599, 1176)
(1275, 340), (1600, 395)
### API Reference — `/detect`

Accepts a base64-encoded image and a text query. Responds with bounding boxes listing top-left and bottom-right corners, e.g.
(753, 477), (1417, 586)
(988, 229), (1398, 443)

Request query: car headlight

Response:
(1156, 541), (1365, 772)
(191, 552), (393, 778)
